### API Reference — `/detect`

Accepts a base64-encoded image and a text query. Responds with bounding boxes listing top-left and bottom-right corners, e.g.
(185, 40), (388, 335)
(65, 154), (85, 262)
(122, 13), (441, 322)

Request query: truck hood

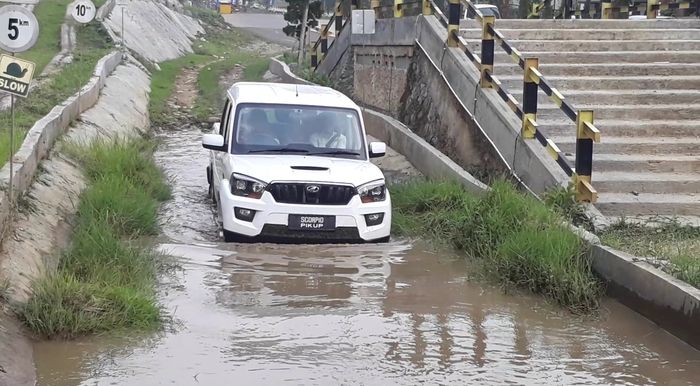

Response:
(227, 154), (385, 187)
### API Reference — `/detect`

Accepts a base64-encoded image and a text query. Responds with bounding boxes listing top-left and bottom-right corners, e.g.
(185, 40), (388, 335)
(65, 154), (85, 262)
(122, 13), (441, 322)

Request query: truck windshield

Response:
(231, 103), (367, 160)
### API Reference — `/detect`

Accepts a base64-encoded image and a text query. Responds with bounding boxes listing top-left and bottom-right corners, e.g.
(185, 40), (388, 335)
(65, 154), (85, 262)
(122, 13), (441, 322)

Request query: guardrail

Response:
(311, 0), (603, 202)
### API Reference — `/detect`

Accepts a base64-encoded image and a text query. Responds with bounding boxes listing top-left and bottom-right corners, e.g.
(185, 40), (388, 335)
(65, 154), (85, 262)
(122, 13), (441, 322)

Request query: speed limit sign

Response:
(0, 5), (39, 53)
(71, 0), (96, 24)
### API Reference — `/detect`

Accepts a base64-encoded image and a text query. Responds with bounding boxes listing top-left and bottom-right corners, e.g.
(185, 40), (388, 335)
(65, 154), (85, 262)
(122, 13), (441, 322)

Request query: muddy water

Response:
(33, 125), (700, 386)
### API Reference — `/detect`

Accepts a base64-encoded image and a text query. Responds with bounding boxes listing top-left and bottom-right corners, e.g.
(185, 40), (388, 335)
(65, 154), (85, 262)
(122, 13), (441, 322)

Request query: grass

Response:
(18, 0), (73, 75)
(149, 15), (271, 125)
(18, 139), (171, 339)
(149, 54), (211, 125)
(601, 220), (700, 288)
(543, 185), (593, 231)
(391, 179), (603, 313)
(0, 22), (112, 168)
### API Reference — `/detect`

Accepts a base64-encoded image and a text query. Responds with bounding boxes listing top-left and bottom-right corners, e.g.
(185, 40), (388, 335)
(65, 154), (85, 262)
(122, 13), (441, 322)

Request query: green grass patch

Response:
(391, 180), (603, 313)
(18, 138), (171, 339)
(149, 24), (270, 124)
(18, 0), (72, 74)
(192, 54), (270, 121)
(601, 221), (700, 288)
(148, 54), (211, 125)
(0, 22), (112, 167)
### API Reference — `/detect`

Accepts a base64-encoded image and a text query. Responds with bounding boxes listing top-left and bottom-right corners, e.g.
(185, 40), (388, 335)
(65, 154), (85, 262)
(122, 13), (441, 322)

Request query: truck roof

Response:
(227, 82), (358, 110)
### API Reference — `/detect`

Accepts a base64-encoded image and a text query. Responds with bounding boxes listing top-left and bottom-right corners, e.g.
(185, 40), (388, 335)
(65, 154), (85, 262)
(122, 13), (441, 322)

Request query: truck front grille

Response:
(268, 183), (355, 205)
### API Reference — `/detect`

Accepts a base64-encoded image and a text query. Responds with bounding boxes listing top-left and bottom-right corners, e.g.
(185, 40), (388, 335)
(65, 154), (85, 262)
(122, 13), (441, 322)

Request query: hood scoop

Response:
(291, 166), (329, 171)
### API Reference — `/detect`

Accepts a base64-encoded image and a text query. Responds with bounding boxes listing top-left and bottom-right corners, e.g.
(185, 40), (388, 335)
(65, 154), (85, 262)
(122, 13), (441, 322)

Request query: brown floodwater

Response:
(32, 125), (700, 385)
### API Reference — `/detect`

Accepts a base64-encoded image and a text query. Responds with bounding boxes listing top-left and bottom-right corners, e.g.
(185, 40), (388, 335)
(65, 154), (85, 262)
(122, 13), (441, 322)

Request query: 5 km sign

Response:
(0, 5), (39, 53)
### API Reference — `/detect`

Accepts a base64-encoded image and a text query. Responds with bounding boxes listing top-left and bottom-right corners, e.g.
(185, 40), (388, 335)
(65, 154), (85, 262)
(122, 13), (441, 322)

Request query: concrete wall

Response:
(354, 46), (411, 116)
(323, 15), (569, 195)
(0, 51), (122, 241)
(591, 245), (700, 350)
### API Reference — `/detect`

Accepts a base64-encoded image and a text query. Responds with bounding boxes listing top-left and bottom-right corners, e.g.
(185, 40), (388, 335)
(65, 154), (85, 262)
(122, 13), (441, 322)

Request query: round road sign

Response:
(0, 5), (39, 53)
(71, 0), (96, 24)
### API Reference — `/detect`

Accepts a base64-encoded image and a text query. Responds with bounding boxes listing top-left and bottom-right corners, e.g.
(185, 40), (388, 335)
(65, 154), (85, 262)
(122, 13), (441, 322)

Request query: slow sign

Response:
(0, 5), (39, 53)
(0, 54), (35, 98)
(71, 0), (96, 24)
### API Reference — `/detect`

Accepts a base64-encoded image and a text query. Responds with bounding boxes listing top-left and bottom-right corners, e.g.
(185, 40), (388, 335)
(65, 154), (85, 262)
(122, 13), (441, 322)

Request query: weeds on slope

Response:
(391, 180), (603, 313)
(0, 22), (112, 166)
(601, 220), (700, 289)
(18, 139), (171, 339)
(149, 16), (270, 125)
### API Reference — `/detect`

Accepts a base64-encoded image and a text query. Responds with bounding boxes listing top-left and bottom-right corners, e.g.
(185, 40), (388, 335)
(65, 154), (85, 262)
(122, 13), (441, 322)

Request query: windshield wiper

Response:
(248, 148), (309, 154)
(309, 150), (361, 156)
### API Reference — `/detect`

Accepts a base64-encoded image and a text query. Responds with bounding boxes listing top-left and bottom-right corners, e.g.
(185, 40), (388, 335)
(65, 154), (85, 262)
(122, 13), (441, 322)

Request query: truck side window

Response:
(220, 101), (233, 145)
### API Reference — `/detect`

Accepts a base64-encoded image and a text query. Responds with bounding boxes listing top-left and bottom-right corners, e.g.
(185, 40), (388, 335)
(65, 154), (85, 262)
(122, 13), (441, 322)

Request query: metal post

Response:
(447, 0), (460, 47)
(574, 109), (600, 203)
(335, 0), (343, 36)
(522, 57), (539, 139)
(423, 0), (432, 15)
(394, 0), (404, 17)
(9, 52), (14, 204)
(371, 0), (379, 11)
(601, 0), (612, 18)
(480, 15), (495, 88)
(321, 23), (328, 57)
(647, 0), (658, 18)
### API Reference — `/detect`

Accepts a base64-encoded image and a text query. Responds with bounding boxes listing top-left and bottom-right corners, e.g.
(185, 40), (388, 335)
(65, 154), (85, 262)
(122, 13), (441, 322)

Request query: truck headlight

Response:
(230, 173), (267, 199)
(357, 180), (386, 203)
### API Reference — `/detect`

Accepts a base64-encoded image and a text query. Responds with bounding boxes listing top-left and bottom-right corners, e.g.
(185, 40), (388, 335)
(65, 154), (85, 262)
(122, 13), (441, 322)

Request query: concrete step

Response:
(551, 136), (700, 155)
(491, 62), (700, 77)
(572, 154), (700, 173)
(495, 89), (700, 107)
(596, 192), (700, 216)
(491, 50), (700, 64)
(460, 19), (700, 30)
(538, 120), (699, 137)
(594, 172), (700, 194)
(537, 104), (700, 120)
(465, 39), (700, 52)
(497, 75), (700, 90)
(459, 28), (700, 41)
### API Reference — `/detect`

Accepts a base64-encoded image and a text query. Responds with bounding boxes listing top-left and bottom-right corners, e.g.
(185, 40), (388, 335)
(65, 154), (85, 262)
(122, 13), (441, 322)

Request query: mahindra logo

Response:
(306, 185), (320, 193)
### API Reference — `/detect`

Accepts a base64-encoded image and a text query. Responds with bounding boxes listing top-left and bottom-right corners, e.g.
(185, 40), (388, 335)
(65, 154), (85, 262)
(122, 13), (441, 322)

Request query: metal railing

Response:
(310, 0), (605, 202)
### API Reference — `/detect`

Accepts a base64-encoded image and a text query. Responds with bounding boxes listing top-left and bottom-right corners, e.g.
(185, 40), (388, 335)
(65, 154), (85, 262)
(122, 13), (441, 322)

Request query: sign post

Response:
(70, 0), (96, 123)
(0, 5), (38, 203)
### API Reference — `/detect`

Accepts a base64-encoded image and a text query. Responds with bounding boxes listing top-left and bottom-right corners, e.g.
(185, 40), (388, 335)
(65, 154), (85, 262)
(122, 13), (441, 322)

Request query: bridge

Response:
(310, 0), (700, 223)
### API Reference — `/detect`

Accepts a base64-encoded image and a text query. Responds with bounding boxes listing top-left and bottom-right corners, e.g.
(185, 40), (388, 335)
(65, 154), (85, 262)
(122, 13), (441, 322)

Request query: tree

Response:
(283, 0), (323, 64)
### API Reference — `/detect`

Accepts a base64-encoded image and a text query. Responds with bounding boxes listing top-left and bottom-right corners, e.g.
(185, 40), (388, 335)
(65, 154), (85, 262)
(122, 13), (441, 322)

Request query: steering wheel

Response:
(325, 132), (340, 148)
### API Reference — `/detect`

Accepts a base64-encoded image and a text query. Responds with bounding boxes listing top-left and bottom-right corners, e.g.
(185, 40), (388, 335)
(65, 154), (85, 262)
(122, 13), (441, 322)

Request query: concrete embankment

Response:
(0, 1), (205, 383)
(103, 0), (203, 64)
(0, 57), (150, 386)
